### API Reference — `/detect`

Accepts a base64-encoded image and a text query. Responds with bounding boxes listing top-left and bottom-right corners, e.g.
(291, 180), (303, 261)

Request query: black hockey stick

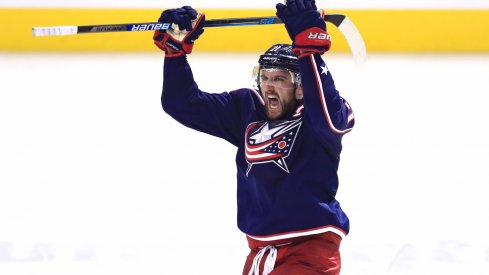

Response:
(32, 14), (366, 64)
(33, 14), (343, 35)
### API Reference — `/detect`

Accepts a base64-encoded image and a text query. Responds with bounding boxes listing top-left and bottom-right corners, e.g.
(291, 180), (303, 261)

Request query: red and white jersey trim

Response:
(293, 104), (304, 118)
(309, 55), (353, 135)
(247, 225), (346, 242)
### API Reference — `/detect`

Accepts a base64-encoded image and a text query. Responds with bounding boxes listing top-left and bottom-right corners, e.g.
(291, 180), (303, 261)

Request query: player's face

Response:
(259, 68), (301, 121)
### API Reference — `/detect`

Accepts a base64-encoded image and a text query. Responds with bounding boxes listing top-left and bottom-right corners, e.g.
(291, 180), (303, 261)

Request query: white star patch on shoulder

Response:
(321, 64), (329, 75)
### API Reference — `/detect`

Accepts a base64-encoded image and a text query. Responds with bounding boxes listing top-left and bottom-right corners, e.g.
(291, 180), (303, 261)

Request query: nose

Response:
(261, 83), (275, 92)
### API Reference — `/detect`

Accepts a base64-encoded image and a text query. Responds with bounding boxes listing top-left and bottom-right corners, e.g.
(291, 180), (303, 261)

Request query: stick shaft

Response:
(31, 13), (365, 65)
(32, 14), (345, 36)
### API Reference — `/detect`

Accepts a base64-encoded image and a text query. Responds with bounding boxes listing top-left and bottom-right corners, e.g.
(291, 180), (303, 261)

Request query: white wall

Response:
(1, 0), (489, 9)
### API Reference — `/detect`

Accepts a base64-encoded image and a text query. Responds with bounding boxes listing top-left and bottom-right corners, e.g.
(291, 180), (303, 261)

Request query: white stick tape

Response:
(32, 26), (78, 37)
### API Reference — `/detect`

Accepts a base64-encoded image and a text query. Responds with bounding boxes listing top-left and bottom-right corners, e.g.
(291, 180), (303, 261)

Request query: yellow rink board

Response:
(2, 8), (489, 52)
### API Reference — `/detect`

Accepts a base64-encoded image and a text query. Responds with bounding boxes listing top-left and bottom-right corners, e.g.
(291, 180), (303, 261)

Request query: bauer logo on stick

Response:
(131, 23), (170, 31)
(31, 13), (366, 65)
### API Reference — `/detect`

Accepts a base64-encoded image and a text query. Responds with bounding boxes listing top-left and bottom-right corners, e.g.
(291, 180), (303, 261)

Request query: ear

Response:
(295, 85), (303, 100)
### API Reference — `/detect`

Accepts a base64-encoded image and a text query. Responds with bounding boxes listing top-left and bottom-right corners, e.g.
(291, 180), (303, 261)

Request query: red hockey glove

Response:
(153, 6), (205, 57)
(276, 0), (331, 57)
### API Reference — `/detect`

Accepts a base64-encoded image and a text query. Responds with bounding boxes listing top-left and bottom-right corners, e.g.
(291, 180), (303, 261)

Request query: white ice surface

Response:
(0, 53), (488, 274)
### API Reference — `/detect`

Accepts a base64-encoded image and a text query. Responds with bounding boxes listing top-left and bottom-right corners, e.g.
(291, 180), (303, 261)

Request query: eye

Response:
(272, 76), (285, 82)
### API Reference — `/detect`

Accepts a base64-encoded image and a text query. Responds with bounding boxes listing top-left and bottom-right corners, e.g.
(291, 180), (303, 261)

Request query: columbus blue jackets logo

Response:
(245, 119), (302, 175)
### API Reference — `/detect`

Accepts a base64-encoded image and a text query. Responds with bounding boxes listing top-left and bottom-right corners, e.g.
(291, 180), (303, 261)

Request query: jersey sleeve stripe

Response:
(344, 99), (355, 124)
(309, 55), (353, 135)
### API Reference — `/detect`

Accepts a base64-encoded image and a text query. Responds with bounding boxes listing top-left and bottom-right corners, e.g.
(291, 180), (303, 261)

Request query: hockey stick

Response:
(32, 13), (366, 64)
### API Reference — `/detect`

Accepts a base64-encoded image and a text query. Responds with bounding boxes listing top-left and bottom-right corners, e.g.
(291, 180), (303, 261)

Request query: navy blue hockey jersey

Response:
(161, 53), (354, 241)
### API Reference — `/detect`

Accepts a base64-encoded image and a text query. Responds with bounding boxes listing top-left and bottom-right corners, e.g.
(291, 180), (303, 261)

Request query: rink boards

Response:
(1, 8), (489, 52)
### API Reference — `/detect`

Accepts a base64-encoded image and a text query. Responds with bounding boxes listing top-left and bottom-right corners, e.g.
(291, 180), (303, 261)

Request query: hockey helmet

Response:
(252, 44), (301, 89)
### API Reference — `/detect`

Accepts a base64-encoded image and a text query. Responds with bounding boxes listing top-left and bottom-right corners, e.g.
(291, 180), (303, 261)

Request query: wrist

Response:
(295, 50), (316, 58)
(165, 50), (185, 57)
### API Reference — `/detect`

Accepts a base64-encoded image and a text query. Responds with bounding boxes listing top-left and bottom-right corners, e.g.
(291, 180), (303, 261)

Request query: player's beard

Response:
(264, 93), (299, 121)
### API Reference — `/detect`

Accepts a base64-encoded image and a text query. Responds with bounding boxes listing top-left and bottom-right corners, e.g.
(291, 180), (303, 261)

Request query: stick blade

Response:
(337, 17), (367, 66)
(32, 26), (78, 36)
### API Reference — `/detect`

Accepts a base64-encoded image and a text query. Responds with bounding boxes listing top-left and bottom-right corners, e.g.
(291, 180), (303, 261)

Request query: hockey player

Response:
(153, 1), (354, 274)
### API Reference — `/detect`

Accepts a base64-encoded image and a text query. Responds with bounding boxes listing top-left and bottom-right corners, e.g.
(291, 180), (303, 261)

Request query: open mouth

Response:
(267, 95), (279, 109)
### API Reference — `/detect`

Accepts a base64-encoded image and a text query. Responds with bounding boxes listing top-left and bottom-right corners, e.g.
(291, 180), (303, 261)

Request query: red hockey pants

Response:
(242, 232), (342, 275)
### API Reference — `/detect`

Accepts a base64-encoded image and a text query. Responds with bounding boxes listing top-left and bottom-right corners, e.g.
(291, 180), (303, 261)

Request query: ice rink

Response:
(1, 52), (489, 274)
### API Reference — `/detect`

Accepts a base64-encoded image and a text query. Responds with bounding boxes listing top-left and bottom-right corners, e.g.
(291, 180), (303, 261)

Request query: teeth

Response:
(267, 95), (279, 109)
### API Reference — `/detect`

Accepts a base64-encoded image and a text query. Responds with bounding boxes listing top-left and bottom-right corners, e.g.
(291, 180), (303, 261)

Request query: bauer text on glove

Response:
(276, 0), (331, 56)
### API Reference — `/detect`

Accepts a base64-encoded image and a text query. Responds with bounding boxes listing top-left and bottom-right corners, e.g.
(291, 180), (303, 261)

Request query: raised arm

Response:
(299, 54), (354, 142)
(153, 7), (259, 146)
(161, 55), (246, 146)
(276, 0), (354, 149)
